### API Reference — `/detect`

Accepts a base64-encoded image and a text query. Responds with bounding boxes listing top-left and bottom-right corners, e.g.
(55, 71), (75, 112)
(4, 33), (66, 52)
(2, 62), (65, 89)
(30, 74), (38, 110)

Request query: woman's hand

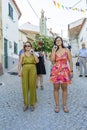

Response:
(52, 45), (57, 52)
(30, 49), (34, 54)
(18, 71), (21, 77)
(70, 71), (73, 79)
(50, 46), (57, 62)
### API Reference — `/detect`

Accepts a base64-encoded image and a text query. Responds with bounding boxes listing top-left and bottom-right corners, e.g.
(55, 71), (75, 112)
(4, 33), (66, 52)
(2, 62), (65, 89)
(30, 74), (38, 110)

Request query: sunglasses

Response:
(56, 39), (61, 42)
(24, 45), (31, 47)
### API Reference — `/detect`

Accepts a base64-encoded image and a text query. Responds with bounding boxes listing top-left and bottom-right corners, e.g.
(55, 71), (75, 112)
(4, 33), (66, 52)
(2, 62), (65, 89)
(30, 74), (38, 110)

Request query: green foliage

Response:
(33, 35), (54, 52)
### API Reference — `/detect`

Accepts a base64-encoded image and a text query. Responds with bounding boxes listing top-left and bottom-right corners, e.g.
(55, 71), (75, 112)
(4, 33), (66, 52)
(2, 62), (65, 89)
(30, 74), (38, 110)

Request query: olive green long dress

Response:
(22, 54), (37, 106)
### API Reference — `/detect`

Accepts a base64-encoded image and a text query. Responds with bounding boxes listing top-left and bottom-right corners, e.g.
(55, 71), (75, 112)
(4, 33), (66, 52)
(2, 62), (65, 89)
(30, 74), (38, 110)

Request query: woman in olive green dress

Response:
(18, 41), (39, 111)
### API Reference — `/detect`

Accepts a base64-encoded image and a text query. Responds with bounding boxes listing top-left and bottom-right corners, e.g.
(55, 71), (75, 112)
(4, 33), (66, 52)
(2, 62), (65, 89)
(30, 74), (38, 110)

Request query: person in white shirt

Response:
(78, 42), (87, 77)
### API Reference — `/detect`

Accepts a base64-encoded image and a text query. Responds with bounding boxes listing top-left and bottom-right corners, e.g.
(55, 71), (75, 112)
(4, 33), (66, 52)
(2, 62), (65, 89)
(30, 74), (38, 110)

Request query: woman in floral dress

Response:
(50, 36), (73, 113)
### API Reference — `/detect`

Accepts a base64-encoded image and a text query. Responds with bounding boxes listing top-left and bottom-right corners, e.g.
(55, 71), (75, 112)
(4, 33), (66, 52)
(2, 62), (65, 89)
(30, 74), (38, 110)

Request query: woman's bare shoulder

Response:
(21, 53), (25, 58)
(65, 48), (70, 52)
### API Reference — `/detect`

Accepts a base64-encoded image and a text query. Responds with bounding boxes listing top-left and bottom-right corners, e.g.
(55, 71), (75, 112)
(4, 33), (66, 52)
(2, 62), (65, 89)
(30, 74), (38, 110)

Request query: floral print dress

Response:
(50, 50), (71, 84)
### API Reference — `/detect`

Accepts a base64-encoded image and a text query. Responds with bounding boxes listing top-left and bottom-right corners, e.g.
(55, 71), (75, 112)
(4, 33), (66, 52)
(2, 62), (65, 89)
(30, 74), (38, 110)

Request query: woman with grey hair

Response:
(78, 42), (87, 77)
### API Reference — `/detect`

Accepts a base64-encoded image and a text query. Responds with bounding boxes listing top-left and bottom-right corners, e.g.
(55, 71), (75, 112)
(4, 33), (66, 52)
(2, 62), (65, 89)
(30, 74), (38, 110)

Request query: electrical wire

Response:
(20, 0), (24, 9)
(26, 0), (39, 19)
(72, 0), (83, 8)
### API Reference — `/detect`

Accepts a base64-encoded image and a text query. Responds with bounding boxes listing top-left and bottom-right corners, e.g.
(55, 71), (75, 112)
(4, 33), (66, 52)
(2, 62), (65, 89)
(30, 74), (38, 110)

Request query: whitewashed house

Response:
(19, 22), (40, 50)
(1, 0), (21, 72)
(68, 18), (87, 56)
(78, 18), (87, 48)
(19, 30), (27, 53)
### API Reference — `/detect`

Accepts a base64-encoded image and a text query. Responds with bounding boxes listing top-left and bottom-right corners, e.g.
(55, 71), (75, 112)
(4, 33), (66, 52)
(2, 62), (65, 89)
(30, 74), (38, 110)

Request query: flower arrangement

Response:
(33, 35), (54, 52)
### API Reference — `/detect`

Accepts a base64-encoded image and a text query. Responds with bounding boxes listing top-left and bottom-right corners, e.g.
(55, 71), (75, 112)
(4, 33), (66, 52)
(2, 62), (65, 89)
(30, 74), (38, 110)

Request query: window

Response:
(8, 3), (13, 20)
(14, 42), (18, 54)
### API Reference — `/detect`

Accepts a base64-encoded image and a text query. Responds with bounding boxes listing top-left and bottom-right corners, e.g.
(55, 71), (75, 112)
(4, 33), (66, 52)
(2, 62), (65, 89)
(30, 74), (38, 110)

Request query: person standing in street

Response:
(78, 42), (87, 77)
(50, 36), (73, 113)
(18, 41), (39, 112)
(36, 51), (46, 90)
(67, 44), (71, 52)
(19, 48), (24, 60)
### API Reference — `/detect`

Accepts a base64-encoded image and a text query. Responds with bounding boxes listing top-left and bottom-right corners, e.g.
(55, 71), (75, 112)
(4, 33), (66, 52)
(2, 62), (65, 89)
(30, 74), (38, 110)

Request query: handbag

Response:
(76, 61), (80, 66)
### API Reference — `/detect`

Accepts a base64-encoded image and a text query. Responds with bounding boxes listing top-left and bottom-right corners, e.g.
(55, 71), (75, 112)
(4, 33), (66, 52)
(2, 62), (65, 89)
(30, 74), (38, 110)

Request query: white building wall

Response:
(78, 20), (87, 49)
(19, 30), (27, 51)
(69, 19), (84, 29)
(71, 20), (87, 57)
(2, 0), (19, 58)
(71, 39), (79, 56)
(1, 0), (20, 72)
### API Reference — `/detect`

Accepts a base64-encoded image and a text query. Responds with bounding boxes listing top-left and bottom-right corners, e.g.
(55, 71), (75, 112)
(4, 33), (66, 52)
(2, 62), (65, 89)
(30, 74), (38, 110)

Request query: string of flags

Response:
(52, 0), (87, 13)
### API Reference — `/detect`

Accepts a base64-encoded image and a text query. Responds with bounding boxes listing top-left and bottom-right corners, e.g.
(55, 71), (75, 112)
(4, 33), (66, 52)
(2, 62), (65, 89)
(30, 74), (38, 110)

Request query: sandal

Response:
(40, 86), (44, 90)
(63, 106), (69, 113)
(23, 105), (28, 112)
(54, 105), (59, 113)
(30, 106), (35, 112)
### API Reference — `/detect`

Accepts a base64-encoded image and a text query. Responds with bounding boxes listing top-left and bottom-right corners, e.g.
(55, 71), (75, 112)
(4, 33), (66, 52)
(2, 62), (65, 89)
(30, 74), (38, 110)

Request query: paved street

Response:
(0, 58), (87, 130)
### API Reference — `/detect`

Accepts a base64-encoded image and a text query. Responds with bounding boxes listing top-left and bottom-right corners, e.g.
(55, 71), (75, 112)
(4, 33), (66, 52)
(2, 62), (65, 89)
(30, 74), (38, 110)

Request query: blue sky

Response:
(15, 0), (87, 36)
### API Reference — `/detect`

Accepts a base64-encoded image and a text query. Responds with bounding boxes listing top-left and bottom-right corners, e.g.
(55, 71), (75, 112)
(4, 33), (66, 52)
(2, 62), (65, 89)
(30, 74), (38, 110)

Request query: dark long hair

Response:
(54, 36), (65, 50)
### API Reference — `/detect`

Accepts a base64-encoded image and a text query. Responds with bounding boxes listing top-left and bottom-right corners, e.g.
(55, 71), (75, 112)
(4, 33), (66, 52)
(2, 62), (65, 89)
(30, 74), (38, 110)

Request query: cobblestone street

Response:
(0, 58), (87, 130)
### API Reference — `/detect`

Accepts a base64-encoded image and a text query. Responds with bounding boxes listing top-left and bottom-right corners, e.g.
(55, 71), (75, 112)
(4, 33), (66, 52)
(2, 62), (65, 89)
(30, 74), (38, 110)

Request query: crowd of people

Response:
(18, 36), (87, 113)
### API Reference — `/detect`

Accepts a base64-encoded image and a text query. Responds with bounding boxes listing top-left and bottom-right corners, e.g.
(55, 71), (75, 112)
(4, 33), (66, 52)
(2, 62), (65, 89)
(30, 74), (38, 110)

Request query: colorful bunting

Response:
(53, 0), (56, 6)
(57, 2), (61, 8)
(52, 0), (87, 13)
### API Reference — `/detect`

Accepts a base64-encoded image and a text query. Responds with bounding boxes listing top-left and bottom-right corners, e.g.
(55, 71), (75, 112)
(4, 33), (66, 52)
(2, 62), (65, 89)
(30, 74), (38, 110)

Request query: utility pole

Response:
(72, 0), (82, 8)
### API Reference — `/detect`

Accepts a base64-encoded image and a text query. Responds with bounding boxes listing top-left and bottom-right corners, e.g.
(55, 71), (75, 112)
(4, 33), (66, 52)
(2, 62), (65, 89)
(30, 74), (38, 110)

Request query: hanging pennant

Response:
(53, 0), (56, 6)
(57, 2), (61, 8)
(52, 0), (87, 13)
